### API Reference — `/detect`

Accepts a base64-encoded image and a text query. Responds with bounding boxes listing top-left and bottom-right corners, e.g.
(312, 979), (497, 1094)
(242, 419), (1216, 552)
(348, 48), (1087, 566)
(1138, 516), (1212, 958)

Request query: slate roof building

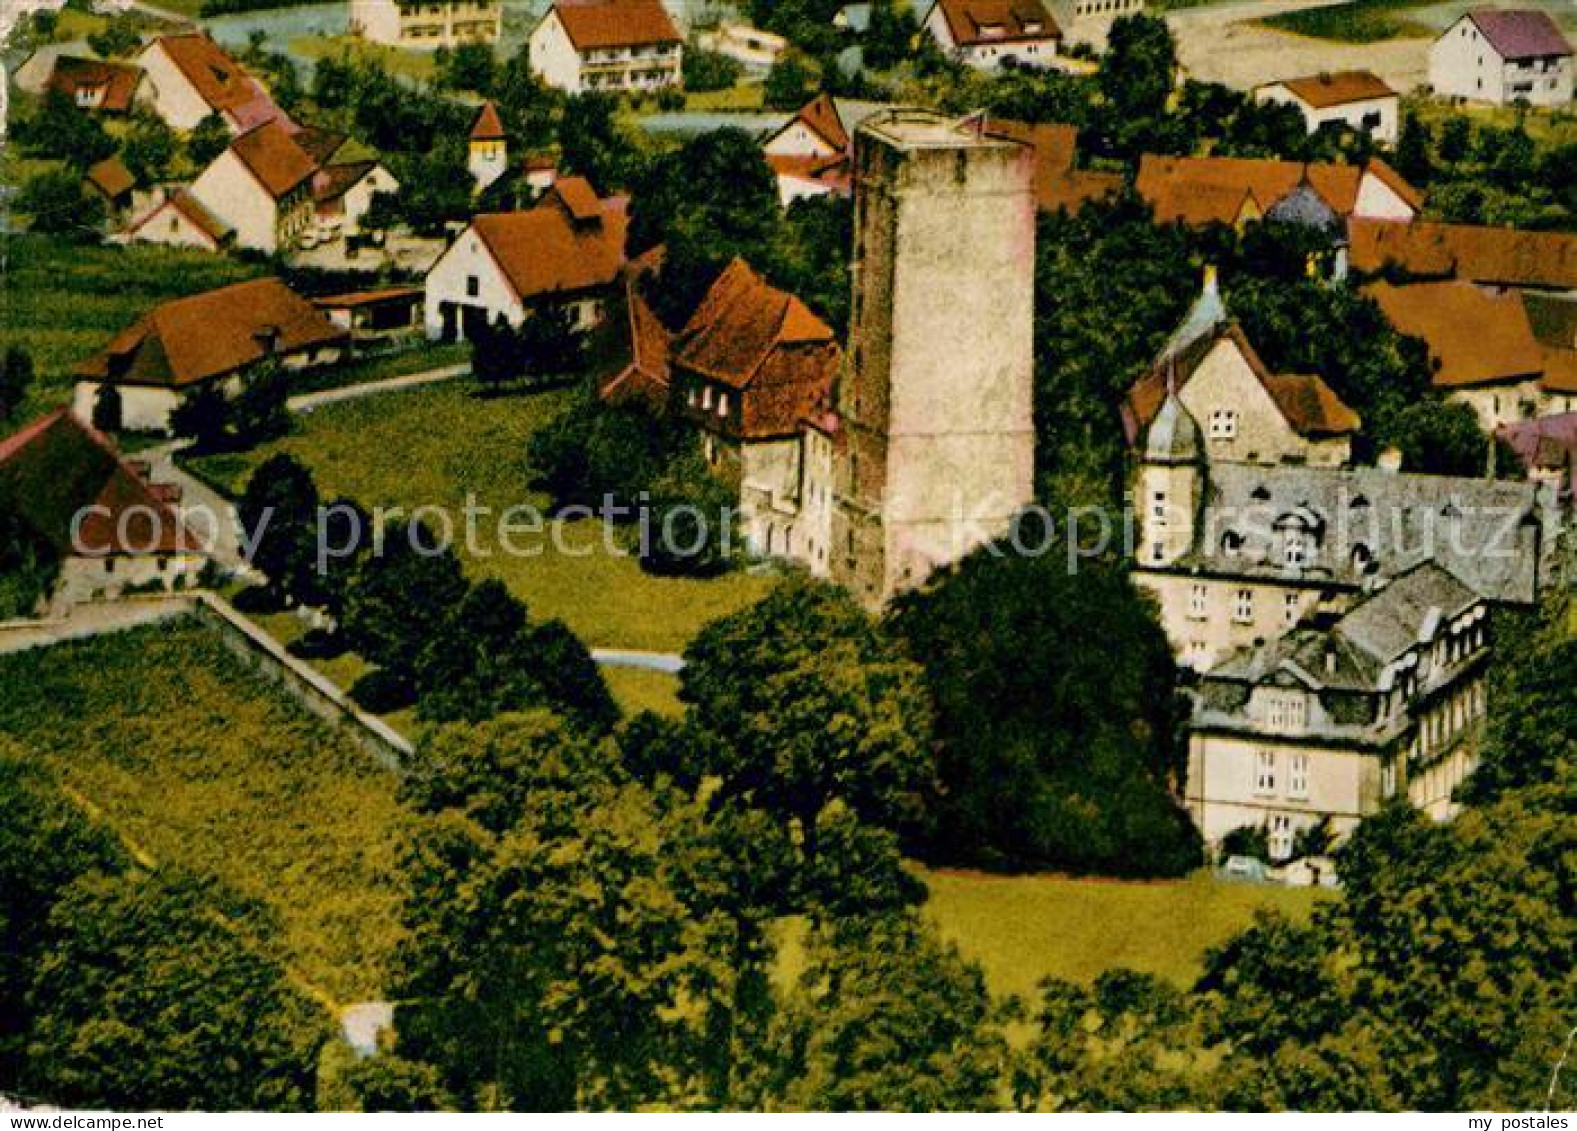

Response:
(1187, 561), (1494, 859)
(0, 411), (207, 612)
(74, 278), (347, 433)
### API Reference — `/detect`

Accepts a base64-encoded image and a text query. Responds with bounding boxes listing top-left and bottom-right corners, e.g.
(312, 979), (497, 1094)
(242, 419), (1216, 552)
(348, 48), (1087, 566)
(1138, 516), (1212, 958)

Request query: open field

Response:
(0, 619), (410, 1003)
(0, 235), (263, 420)
(603, 666), (685, 718)
(685, 84), (768, 112)
(1406, 94), (1577, 146)
(187, 382), (775, 651)
(919, 867), (1328, 999)
(1260, 0), (1577, 44)
(289, 341), (472, 396)
(286, 34), (438, 81)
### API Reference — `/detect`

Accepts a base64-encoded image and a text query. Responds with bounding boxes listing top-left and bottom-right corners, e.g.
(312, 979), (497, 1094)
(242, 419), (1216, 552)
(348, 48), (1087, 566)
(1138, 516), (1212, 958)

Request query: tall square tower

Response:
(832, 110), (1037, 607)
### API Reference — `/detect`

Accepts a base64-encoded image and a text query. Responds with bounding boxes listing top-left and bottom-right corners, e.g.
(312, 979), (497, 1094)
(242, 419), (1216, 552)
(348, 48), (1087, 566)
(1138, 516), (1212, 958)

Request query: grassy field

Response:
(287, 35), (438, 81)
(0, 620), (410, 1004)
(187, 382), (775, 651)
(919, 867), (1327, 1000)
(684, 84), (768, 112)
(1261, 0), (1436, 42)
(290, 341), (472, 396)
(1, 235), (263, 420)
(1406, 94), (1577, 146)
(603, 666), (685, 718)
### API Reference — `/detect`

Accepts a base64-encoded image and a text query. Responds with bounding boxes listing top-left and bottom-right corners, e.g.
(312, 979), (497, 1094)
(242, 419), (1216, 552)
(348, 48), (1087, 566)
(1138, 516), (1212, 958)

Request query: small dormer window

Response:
(1284, 531), (1307, 568)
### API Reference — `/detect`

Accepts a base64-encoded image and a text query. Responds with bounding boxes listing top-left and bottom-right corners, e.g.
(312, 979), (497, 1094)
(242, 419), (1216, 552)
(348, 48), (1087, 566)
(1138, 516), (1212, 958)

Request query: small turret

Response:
(467, 100), (507, 191)
(1137, 389), (1203, 567)
(1145, 386), (1203, 466)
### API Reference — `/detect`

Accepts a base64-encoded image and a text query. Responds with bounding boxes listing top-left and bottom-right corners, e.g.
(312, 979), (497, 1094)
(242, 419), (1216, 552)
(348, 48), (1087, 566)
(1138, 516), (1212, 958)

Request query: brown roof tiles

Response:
(1274, 70), (1395, 108)
(1348, 218), (1577, 291)
(1367, 280), (1545, 389)
(230, 120), (317, 199)
(933, 0), (1062, 45)
(551, 0), (681, 50)
(46, 56), (143, 113)
(468, 186), (630, 302)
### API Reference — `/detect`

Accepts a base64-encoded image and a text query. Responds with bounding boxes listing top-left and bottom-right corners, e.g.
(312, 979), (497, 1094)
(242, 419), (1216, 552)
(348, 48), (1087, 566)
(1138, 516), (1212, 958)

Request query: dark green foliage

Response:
(342, 521), (469, 685)
(341, 1054), (454, 1112)
(887, 541), (1201, 876)
(773, 194), (853, 333)
(349, 666), (418, 714)
(121, 112), (178, 182)
(1381, 396), (1491, 477)
(385, 137), (474, 237)
(15, 91), (116, 168)
(187, 113), (232, 169)
(90, 382), (122, 434)
(1094, 14), (1177, 157)
(0, 507), (57, 619)
(638, 451), (739, 578)
(741, 913), (1007, 1111)
(473, 310), (586, 391)
(22, 869), (329, 1110)
(558, 93), (643, 192)
(683, 44), (744, 92)
(434, 41), (496, 94)
(862, 0), (918, 71)
(0, 348), (34, 424)
(528, 387), (696, 513)
(764, 52), (817, 110)
(230, 361), (294, 445)
(238, 453), (320, 605)
(17, 169), (106, 239)
(0, 751), (126, 1081)
(681, 580), (936, 874)
(170, 382), (232, 451)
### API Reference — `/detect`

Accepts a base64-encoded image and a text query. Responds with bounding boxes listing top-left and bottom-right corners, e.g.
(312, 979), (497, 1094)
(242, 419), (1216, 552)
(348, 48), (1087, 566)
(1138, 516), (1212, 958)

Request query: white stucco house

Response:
(348, 0), (502, 49)
(922, 0), (1063, 70)
(134, 33), (289, 133)
(122, 188), (234, 252)
(1254, 70), (1400, 146)
(1428, 8), (1573, 107)
(527, 0), (683, 94)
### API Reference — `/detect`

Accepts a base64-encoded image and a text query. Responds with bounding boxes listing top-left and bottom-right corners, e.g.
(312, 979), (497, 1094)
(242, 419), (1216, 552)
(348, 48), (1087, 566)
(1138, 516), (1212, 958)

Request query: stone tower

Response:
(831, 110), (1037, 608)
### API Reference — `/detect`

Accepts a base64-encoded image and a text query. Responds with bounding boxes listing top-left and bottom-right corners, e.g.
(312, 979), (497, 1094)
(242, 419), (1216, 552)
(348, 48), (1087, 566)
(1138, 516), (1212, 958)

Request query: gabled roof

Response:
(85, 156), (137, 201)
(1499, 412), (1577, 494)
(313, 286), (422, 310)
(1137, 154), (1420, 225)
(986, 119), (1122, 214)
(46, 56), (143, 112)
(0, 411), (199, 556)
(126, 188), (233, 246)
(1367, 280), (1545, 388)
(466, 188), (630, 303)
(1462, 8), (1572, 60)
(596, 255), (673, 409)
(228, 120), (317, 199)
(470, 100), (506, 141)
(672, 258), (841, 439)
(550, 0), (682, 50)
(546, 175), (602, 222)
(76, 278), (346, 389)
(146, 34), (286, 127)
(1270, 70), (1395, 108)
(1348, 218), (1577, 291)
(932, 0), (1062, 45)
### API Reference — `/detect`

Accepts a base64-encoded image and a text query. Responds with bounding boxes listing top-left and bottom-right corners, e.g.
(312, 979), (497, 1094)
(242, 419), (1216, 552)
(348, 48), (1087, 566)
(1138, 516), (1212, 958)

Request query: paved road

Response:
(591, 648), (685, 673)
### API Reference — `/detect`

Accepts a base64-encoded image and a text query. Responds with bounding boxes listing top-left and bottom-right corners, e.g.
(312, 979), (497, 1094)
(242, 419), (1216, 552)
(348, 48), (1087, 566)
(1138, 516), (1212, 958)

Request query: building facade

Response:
(1429, 9), (1573, 107)
(923, 0), (1063, 69)
(349, 0), (502, 49)
(831, 110), (1037, 607)
(1254, 71), (1400, 145)
(528, 0), (683, 94)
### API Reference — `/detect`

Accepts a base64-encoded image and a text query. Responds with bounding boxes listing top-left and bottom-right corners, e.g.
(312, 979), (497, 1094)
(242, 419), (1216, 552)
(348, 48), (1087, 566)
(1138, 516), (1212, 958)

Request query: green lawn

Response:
(1405, 94), (1577, 147)
(603, 666), (685, 718)
(188, 383), (775, 651)
(287, 35), (438, 82)
(1, 235), (263, 420)
(0, 620), (410, 1005)
(919, 867), (1327, 1000)
(1260, 0), (1437, 42)
(684, 84), (768, 112)
(290, 341), (472, 396)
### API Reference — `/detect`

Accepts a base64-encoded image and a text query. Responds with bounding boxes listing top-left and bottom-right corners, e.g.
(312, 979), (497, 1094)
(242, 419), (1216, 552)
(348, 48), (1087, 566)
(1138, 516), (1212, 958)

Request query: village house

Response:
(314, 287), (425, 342)
(1524, 291), (1577, 415)
(761, 93), (888, 204)
(671, 258), (842, 572)
(423, 177), (629, 340)
(1347, 217), (1577, 295)
(189, 120), (316, 253)
(832, 110), (1038, 608)
(1136, 153), (1422, 230)
(1122, 271), (1361, 472)
(527, 0), (683, 95)
(1186, 561), (1492, 861)
(294, 127), (401, 244)
(348, 0), (502, 49)
(467, 100), (509, 191)
(1499, 413), (1577, 501)
(44, 55), (143, 114)
(121, 188), (233, 252)
(1253, 70), (1400, 146)
(134, 33), (289, 133)
(594, 250), (672, 408)
(922, 0), (1064, 70)
(987, 118), (1123, 214)
(82, 156), (140, 221)
(74, 278), (347, 433)
(696, 22), (788, 74)
(0, 411), (207, 613)
(1429, 8), (1573, 108)
(1367, 280), (1547, 432)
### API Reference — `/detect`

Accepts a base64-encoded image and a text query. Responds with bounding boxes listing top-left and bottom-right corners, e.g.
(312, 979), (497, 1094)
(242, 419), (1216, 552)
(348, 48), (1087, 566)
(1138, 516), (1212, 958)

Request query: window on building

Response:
(1208, 409), (1239, 439)
(1266, 690), (1307, 731)
(1151, 489), (1166, 523)
(1234, 588), (1254, 623)
(1188, 584), (1207, 620)
(1269, 814), (1294, 861)
(1284, 529), (1307, 568)
(1255, 750), (1276, 795)
(465, 275), (479, 297)
(1381, 758), (1397, 798)
(702, 386), (713, 410)
(1284, 592), (1300, 624)
(1151, 542), (1165, 564)
(1288, 753), (1309, 799)
(717, 392), (729, 417)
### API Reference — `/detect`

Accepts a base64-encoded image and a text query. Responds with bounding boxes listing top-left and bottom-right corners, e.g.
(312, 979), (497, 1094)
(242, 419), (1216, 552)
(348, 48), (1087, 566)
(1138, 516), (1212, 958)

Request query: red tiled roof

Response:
(229, 120), (316, 199)
(1137, 154), (1420, 225)
(552, 0), (682, 49)
(469, 189), (630, 303)
(148, 34), (285, 125)
(1466, 8), (1572, 60)
(126, 188), (233, 247)
(76, 278), (346, 389)
(0, 411), (199, 556)
(672, 258), (841, 440)
(1124, 323), (1359, 441)
(314, 286), (422, 309)
(989, 119), (1122, 214)
(1274, 70), (1395, 108)
(470, 100), (506, 141)
(85, 156), (136, 201)
(1367, 280), (1545, 389)
(597, 272), (673, 408)
(46, 56), (143, 113)
(1348, 218), (1577, 291)
(796, 92), (850, 152)
(546, 175), (602, 222)
(933, 0), (1061, 45)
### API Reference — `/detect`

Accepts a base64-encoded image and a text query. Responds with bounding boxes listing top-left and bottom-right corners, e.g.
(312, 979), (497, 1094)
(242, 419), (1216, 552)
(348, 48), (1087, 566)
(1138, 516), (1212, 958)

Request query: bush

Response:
(231, 583), (285, 615)
(287, 627), (350, 661)
(682, 45), (743, 92)
(350, 668), (418, 714)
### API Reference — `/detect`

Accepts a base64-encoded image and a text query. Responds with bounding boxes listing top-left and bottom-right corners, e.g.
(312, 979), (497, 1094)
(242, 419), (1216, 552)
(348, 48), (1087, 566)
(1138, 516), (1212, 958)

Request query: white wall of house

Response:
(924, 3), (1059, 69)
(529, 11), (585, 92)
(125, 199), (223, 252)
(1430, 15), (1574, 106)
(335, 164), (400, 234)
(1353, 168), (1418, 221)
(1137, 571), (1322, 673)
(1256, 87), (1399, 145)
(349, 0), (403, 43)
(765, 120), (840, 159)
(1449, 378), (1544, 434)
(353, 0), (501, 48)
(73, 380), (183, 433)
(134, 41), (216, 131)
(1179, 338), (1346, 467)
(775, 174), (836, 207)
(190, 149), (278, 252)
(469, 138), (508, 189)
(52, 551), (207, 611)
(423, 227), (524, 338)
